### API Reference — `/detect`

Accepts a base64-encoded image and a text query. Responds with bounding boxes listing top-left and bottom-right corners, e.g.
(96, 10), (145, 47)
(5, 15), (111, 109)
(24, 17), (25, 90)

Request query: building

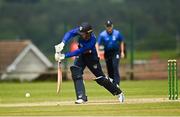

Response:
(0, 40), (53, 81)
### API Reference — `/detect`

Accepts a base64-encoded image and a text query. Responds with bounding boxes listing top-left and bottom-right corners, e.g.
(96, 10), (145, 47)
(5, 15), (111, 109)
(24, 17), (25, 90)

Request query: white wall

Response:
(5, 50), (48, 81)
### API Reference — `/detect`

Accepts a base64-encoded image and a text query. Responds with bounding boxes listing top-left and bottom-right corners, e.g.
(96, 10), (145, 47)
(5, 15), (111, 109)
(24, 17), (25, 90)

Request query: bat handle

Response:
(58, 61), (61, 68)
(56, 52), (62, 63)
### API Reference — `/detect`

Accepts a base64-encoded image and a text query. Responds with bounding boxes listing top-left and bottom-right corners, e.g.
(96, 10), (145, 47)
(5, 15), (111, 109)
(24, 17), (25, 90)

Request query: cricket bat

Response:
(57, 61), (62, 94)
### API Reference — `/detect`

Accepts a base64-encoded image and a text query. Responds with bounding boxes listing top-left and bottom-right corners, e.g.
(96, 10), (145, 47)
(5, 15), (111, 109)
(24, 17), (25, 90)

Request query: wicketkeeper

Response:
(55, 22), (124, 104)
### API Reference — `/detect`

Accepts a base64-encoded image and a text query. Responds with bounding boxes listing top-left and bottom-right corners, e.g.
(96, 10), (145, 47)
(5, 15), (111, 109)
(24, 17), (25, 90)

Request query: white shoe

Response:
(75, 99), (86, 104)
(117, 92), (125, 103)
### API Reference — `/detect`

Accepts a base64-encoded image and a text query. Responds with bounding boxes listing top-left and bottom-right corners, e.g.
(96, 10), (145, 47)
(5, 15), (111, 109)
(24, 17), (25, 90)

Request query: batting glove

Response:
(55, 53), (65, 62)
(55, 42), (65, 53)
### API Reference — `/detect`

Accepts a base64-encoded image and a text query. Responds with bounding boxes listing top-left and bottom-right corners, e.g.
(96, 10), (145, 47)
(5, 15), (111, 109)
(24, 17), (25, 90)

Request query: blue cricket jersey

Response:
(61, 27), (97, 58)
(98, 29), (124, 51)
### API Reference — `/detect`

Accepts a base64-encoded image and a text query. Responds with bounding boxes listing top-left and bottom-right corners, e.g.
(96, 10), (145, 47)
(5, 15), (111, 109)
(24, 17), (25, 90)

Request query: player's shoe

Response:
(117, 92), (125, 103)
(75, 99), (87, 104)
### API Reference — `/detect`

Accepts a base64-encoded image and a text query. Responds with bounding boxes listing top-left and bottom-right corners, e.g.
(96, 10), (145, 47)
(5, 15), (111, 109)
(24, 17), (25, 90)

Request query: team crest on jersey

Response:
(79, 26), (83, 31)
(116, 54), (119, 59)
(113, 36), (116, 41)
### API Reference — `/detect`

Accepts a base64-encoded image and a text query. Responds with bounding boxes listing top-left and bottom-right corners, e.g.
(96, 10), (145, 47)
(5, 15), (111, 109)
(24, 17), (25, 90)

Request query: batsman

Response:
(55, 22), (124, 104)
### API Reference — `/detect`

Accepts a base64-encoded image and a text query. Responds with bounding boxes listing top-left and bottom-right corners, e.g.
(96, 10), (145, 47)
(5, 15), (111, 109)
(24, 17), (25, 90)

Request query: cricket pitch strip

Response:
(0, 98), (179, 107)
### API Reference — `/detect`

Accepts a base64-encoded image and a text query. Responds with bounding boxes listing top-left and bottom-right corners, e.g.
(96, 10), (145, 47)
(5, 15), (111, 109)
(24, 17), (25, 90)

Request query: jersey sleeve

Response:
(117, 31), (124, 42)
(61, 27), (79, 44)
(65, 36), (96, 58)
(97, 33), (104, 45)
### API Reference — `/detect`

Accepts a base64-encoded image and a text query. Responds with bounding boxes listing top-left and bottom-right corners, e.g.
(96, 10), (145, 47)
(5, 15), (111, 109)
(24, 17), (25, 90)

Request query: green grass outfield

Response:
(0, 80), (180, 116)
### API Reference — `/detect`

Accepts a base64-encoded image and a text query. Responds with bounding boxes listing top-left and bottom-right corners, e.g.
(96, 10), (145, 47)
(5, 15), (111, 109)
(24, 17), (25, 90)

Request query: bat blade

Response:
(57, 62), (62, 94)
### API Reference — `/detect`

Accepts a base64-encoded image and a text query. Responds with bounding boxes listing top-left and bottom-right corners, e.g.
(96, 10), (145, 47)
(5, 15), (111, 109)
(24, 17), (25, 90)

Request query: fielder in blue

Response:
(55, 22), (124, 104)
(97, 20), (125, 87)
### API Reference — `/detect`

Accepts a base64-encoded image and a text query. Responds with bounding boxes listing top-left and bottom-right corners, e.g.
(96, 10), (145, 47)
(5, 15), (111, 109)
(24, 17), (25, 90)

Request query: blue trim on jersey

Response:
(98, 29), (124, 51)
